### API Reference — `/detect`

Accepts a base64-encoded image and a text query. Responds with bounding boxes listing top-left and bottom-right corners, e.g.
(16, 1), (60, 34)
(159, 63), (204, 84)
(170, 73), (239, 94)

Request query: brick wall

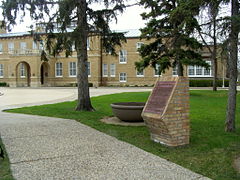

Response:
(142, 76), (190, 147)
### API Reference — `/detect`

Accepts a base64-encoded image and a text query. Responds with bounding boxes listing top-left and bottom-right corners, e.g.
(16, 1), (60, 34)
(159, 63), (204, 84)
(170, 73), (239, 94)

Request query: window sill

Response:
(119, 62), (127, 64)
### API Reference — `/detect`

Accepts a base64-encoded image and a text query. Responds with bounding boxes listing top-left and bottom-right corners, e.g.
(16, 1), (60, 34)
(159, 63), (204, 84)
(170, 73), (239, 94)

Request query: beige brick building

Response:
(0, 28), (226, 87)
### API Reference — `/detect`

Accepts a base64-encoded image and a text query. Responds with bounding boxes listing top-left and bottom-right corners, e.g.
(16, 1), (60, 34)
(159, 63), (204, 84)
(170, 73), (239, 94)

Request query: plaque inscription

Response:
(144, 81), (175, 114)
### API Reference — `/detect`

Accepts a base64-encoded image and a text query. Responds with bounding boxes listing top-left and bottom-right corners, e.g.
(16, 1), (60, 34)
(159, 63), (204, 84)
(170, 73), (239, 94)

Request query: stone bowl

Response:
(110, 102), (145, 122)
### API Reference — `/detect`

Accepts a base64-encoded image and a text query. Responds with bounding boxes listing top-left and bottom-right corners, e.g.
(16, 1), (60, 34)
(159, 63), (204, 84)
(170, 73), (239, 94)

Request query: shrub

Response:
(189, 79), (229, 87)
(0, 82), (7, 87)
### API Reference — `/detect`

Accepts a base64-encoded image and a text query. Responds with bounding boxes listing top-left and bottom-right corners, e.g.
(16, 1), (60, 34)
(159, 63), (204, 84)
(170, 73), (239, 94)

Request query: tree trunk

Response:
(75, 0), (94, 111)
(212, 16), (217, 91)
(225, 0), (239, 132)
(177, 61), (184, 76)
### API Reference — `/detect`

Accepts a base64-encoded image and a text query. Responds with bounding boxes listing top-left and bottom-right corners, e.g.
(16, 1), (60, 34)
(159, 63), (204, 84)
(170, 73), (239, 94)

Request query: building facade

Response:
(0, 29), (226, 87)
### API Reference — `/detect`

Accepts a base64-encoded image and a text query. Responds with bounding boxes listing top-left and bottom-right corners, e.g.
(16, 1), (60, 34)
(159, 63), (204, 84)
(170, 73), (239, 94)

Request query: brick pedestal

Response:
(142, 76), (189, 147)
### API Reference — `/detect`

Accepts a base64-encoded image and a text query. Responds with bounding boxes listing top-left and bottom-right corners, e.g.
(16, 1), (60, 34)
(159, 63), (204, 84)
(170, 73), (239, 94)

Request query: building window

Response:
(20, 42), (27, 54)
(136, 42), (144, 50)
(55, 62), (63, 77)
(172, 65), (178, 76)
(69, 62), (77, 77)
(110, 64), (116, 77)
(8, 42), (14, 54)
(136, 69), (144, 77)
(188, 61), (212, 77)
(119, 72), (127, 82)
(0, 44), (2, 54)
(20, 63), (25, 78)
(154, 64), (161, 77)
(32, 41), (38, 50)
(103, 64), (108, 77)
(188, 65), (195, 76)
(87, 62), (91, 77)
(119, 50), (127, 64)
(0, 64), (3, 78)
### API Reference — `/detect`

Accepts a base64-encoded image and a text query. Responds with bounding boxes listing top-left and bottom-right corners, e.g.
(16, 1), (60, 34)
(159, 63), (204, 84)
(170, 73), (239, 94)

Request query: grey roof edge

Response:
(0, 29), (142, 38)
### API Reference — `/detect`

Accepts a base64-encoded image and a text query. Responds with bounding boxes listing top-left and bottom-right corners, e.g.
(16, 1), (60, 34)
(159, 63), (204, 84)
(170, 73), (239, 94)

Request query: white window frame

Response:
(172, 65), (178, 76)
(110, 64), (116, 77)
(20, 42), (27, 54)
(188, 61), (212, 77)
(136, 42), (144, 50)
(103, 64), (108, 77)
(154, 64), (161, 77)
(136, 69), (144, 77)
(119, 72), (127, 82)
(0, 43), (3, 54)
(87, 62), (91, 77)
(119, 50), (127, 64)
(0, 64), (3, 78)
(20, 63), (25, 78)
(8, 42), (14, 54)
(69, 62), (77, 77)
(55, 62), (63, 77)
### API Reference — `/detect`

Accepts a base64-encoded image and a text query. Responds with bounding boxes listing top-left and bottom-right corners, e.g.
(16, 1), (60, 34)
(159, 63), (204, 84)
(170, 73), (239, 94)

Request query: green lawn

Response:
(5, 90), (240, 179)
(0, 138), (14, 180)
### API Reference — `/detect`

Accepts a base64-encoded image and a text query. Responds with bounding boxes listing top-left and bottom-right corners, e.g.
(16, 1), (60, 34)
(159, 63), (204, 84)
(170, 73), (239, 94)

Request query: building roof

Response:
(0, 29), (142, 38)
(0, 31), (31, 38)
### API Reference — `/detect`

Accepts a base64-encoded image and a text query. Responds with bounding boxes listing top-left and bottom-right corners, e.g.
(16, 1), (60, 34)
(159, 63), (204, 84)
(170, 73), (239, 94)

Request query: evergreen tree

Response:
(136, 0), (209, 76)
(1, 0), (126, 111)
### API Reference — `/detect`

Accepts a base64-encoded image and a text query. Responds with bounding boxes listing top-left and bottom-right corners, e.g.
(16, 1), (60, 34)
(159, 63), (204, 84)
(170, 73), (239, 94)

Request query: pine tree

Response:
(1, 0), (126, 111)
(136, 0), (209, 75)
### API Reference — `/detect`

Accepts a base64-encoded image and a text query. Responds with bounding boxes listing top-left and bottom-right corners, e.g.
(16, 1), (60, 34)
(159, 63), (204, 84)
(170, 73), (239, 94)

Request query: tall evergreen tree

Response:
(136, 0), (209, 75)
(1, 0), (126, 111)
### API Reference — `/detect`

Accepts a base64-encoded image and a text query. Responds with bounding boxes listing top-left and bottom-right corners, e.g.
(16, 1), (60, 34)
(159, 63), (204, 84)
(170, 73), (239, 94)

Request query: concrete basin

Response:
(110, 102), (145, 122)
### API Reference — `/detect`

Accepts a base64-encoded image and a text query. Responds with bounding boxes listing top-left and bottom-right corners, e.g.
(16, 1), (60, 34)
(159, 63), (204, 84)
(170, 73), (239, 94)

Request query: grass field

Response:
(5, 90), (240, 179)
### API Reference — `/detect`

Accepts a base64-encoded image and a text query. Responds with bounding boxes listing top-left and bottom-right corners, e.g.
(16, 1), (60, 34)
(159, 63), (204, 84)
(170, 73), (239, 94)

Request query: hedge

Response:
(189, 79), (229, 87)
(0, 82), (7, 87)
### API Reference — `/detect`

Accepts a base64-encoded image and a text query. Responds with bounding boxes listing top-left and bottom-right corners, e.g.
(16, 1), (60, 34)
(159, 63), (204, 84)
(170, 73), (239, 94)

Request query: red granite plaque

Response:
(144, 81), (175, 114)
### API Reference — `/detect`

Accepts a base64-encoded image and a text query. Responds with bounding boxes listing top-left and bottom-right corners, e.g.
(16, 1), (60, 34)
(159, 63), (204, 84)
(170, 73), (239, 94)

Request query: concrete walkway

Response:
(0, 87), (210, 180)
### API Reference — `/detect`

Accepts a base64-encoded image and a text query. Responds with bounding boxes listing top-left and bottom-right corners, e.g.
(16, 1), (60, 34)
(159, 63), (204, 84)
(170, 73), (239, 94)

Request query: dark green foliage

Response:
(136, 0), (209, 75)
(189, 79), (229, 87)
(0, 82), (7, 87)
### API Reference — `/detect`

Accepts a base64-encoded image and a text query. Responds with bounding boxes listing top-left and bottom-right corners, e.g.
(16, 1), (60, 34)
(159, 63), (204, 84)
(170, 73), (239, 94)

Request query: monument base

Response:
(142, 76), (190, 147)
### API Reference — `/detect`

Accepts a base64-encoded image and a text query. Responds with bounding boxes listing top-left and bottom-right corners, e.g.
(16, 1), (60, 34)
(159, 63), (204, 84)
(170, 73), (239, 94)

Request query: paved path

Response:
(0, 87), (210, 180)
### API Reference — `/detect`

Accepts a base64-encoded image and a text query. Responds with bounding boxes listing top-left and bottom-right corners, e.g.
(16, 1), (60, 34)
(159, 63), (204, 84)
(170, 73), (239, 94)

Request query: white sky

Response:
(4, 2), (146, 33)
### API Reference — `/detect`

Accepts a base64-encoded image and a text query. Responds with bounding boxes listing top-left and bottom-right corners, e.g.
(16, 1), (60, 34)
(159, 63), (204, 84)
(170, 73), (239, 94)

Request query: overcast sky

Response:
(4, 2), (146, 33)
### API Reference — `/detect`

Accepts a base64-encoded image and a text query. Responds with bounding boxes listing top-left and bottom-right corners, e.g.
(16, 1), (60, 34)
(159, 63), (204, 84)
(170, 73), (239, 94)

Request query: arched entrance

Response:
(40, 62), (49, 86)
(16, 62), (31, 87)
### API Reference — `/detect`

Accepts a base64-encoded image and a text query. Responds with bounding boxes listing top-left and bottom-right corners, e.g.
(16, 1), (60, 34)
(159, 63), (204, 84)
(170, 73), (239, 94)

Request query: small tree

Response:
(136, 0), (209, 75)
(2, 0), (126, 111)
(197, 0), (223, 91)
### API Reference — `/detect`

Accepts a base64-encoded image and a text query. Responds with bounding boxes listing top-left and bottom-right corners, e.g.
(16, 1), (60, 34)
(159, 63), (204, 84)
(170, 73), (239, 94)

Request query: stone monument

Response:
(142, 76), (189, 147)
